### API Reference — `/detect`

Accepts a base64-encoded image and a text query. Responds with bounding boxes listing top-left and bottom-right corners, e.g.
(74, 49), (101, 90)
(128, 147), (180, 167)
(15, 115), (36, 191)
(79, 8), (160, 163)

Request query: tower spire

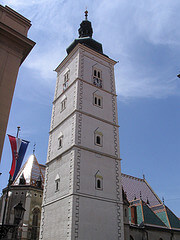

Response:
(85, 9), (88, 20)
(78, 10), (93, 38)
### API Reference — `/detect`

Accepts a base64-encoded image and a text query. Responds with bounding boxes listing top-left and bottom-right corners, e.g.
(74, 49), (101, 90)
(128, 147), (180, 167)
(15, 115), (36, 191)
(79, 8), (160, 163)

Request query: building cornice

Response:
(42, 192), (123, 208)
(0, 22), (35, 64)
(46, 144), (121, 166)
(55, 43), (117, 72)
(53, 77), (117, 105)
(49, 109), (119, 135)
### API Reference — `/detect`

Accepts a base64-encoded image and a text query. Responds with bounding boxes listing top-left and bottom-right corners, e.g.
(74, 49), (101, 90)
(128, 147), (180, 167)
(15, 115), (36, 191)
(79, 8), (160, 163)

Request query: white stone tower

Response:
(40, 11), (124, 240)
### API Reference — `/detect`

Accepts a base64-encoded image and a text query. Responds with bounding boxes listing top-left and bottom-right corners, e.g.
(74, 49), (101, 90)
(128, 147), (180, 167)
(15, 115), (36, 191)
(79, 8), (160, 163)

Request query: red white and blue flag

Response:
(8, 135), (29, 181)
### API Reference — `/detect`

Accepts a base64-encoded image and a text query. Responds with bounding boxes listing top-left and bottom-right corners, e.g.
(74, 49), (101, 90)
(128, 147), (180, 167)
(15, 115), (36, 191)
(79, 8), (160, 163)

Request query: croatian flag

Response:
(8, 135), (29, 181)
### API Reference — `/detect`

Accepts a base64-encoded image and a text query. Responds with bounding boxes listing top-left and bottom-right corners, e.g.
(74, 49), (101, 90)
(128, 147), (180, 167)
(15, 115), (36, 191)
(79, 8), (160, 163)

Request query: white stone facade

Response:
(40, 44), (124, 240)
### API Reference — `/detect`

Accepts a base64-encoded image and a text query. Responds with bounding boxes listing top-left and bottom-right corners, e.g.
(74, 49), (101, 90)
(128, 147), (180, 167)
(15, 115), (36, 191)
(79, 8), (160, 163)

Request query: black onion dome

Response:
(78, 20), (93, 38)
(66, 10), (105, 56)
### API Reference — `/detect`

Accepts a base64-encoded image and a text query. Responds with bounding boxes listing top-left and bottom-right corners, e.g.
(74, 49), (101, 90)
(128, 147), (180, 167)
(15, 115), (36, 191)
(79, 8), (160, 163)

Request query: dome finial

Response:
(85, 8), (88, 20)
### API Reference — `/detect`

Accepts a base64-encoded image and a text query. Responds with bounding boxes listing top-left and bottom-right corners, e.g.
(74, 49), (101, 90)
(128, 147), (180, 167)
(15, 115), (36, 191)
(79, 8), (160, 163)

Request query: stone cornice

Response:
(0, 21), (35, 64)
(49, 109), (119, 135)
(55, 43), (117, 72)
(53, 77), (117, 104)
(46, 145), (121, 165)
(42, 192), (123, 208)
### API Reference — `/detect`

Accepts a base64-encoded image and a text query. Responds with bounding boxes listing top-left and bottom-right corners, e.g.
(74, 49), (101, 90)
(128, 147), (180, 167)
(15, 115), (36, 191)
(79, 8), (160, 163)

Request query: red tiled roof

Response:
(121, 173), (162, 206)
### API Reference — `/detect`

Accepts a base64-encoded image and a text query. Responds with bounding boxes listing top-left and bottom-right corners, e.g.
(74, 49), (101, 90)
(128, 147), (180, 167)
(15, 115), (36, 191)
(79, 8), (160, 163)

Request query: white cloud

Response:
(2, 0), (180, 99)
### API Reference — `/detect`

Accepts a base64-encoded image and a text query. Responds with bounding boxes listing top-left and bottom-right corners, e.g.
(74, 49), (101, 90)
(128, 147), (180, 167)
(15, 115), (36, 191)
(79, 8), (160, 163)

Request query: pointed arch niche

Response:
(95, 171), (103, 190)
(55, 174), (60, 192)
(94, 128), (103, 147)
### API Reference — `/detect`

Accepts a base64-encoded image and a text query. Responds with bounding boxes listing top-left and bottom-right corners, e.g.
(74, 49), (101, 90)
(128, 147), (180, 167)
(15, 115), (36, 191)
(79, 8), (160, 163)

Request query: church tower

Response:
(40, 11), (124, 240)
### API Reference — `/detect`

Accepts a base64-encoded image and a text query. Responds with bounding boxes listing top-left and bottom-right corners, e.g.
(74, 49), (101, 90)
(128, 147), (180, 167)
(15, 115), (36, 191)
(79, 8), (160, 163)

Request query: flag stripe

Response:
(8, 135), (17, 177)
(12, 140), (29, 181)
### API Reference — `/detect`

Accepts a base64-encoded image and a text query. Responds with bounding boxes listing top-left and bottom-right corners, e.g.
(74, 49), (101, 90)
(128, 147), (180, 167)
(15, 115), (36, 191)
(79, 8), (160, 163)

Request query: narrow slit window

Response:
(95, 97), (97, 105)
(96, 136), (101, 145)
(56, 181), (59, 191)
(97, 179), (101, 189)
(98, 71), (100, 78)
(58, 135), (63, 149)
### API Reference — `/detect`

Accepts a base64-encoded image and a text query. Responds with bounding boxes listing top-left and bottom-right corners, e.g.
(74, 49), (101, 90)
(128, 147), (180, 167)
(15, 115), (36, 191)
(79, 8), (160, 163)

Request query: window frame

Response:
(58, 134), (63, 149)
(61, 98), (67, 112)
(92, 68), (102, 88)
(55, 175), (60, 192)
(95, 172), (103, 190)
(94, 131), (103, 147)
(93, 93), (103, 108)
(63, 70), (70, 91)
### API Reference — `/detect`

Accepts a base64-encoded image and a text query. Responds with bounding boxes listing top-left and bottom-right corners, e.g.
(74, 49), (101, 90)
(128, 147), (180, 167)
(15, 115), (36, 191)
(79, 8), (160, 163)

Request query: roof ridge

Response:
(121, 173), (144, 182)
(140, 200), (145, 223)
(143, 178), (162, 204)
(147, 204), (168, 227)
(150, 203), (163, 209)
(33, 154), (45, 182)
(164, 205), (172, 228)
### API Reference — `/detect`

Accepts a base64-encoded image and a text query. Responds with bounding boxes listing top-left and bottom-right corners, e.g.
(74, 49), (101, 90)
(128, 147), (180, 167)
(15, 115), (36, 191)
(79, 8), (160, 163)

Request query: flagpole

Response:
(1, 127), (20, 227)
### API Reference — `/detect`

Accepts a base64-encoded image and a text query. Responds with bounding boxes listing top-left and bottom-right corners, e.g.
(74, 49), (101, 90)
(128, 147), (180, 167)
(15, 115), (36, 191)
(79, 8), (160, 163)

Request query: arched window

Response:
(94, 130), (103, 147)
(130, 236), (134, 240)
(55, 174), (60, 192)
(93, 92), (103, 108)
(95, 171), (103, 190)
(31, 208), (40, 240)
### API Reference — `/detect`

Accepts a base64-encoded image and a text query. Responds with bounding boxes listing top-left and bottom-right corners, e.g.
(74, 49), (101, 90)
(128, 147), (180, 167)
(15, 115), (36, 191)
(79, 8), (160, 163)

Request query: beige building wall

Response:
(0, 5), (35, 162)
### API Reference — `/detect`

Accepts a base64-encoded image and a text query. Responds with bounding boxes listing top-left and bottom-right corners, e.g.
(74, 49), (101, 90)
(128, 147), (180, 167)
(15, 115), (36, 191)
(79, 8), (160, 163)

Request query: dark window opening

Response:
(94, 97), (97, 105)
(98, 71), (100, 78)
(94, 70), (97, 76)
(97, 179), (101, 189)
(98, 98), (101, 106)
(96, 136), (101, 145)
(56, 181), (59, 191)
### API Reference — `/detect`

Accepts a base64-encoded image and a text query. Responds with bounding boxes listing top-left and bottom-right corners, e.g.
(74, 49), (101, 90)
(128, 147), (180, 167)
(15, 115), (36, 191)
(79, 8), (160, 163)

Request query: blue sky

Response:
(0, 0), (180, 216)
